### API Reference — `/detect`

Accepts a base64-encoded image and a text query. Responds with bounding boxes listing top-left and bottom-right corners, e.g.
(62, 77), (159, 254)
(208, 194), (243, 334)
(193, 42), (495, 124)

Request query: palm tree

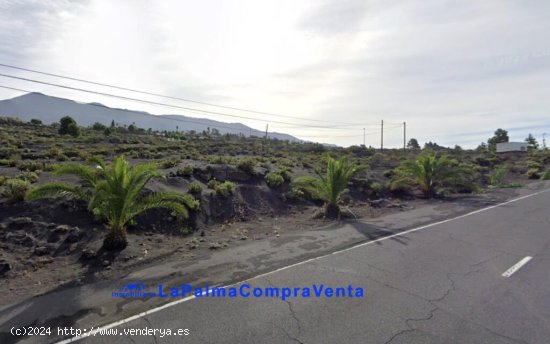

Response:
(390, 154), (460, 198)
(294, 156), (361, 219)
(26, 155), (198, 250)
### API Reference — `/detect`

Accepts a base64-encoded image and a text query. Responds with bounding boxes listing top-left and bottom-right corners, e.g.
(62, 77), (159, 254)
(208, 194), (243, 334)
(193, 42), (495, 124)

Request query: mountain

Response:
(0, 92), (300, 141)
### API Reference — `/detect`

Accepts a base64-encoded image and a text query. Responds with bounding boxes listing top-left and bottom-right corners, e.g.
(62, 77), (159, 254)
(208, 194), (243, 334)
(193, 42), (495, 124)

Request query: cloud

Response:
(0, 0), (549, 147)
(297, 0), (370, 35)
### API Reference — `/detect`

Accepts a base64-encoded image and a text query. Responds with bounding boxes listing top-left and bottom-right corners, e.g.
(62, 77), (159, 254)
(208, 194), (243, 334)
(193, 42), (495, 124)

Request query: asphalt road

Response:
(58, 189), (550, 343)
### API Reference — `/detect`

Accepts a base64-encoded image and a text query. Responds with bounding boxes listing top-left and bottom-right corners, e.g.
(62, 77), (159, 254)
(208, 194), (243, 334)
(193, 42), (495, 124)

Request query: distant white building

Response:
(496, 142), (528, 153)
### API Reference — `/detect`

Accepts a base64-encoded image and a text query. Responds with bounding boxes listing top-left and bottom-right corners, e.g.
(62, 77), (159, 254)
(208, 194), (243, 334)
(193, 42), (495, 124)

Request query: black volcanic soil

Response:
(0, 180), (531, 307)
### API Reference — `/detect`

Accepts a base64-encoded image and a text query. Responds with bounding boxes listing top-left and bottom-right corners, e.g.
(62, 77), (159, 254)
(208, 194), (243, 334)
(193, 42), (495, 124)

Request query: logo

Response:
(112, 282), (157, 298)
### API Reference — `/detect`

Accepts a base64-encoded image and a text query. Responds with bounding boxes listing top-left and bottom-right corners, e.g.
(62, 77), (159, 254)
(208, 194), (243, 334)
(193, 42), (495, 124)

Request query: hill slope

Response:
(0, 92), (299, 141)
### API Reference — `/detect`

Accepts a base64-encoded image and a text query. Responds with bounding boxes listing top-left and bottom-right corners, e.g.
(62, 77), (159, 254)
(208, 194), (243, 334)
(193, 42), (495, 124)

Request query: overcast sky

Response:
(0, 0), (549, 148)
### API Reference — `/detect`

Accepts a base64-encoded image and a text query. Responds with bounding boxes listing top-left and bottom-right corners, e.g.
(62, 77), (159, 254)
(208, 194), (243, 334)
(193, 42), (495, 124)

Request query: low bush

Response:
(179, 227), (192, 235)
(489, 165), (508, 186)
(237, 158), (256, 174)
(214, 181), (236, 198)
(188, 181), (202, 194)
(291, 176), (324, 202)
(207, 179), (219, 189)
(474, 154), (498, 167)
(160, 157), (179, 169)
(279, 169), (292, 182)
(539, 171), (550, 180)
(526, 160), (543, 179)
(370, 181), (385, 197)
(208, 156), (226, 164)
(182, 194), (200, 210)
(17, 171), (39, 183)
(16, 160), (44, 172)
(2, 178), (30, 201)
(176, 165), (194, 177)
(265, 172), (284, 188)
(526, 168), (541, 179)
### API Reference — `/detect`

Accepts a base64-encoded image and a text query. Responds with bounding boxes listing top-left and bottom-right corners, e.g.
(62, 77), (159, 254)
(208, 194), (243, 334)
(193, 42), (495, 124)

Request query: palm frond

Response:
(52, 163), (99, 187)
(26, 182), (90, 202)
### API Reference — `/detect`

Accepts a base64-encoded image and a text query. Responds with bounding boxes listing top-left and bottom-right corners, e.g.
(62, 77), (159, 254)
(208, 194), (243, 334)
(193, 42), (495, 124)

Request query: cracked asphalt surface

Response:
(72, 188), (550, 343)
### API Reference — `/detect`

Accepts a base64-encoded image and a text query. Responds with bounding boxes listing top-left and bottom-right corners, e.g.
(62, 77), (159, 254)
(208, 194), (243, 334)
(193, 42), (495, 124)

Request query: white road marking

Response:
(502, 256), (533, 278)
(55, 187), (550, 343)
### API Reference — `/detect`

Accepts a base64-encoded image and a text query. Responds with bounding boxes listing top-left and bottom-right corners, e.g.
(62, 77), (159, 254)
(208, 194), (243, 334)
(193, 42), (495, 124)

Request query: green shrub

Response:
(208, 156), (226, 164)
(292, 176), (323, 201)
(48, 147), (63, 159)
(7, 158), (18, 167)
(474, 155), (498, 167)
(0, 159), (10, 166)
(526, 168), (540, 179)
(279, 169), (292, 182)
(176, 165), (194, 177)
(214, 181), (236, 197)
(16, 160), (43, 172)
(188, 181), (202, 194)
(281, 159), (295, 168)
(2, 178), (30, 201)
(509, 161), (528, 174)
(237, 158), (256, 174)
(30, 118), (42, 125)
(0, 175), (6, 186)
(179, 227), (191, 235)
(370, 181), (384, 197)
(160, 157), (179, 169)
(182, 194), (200, 210)
(265, 172), (284, 188)
(526, 160), (543, 179)
(56, 154), (69, 162)
(539, 171), (550, 180)
(43, 163), (59, 172)
(207, 179), (219, 189)
(283, 188), (305, 201)
(489, 165), (508, 186)
(17, 171), (39, 183)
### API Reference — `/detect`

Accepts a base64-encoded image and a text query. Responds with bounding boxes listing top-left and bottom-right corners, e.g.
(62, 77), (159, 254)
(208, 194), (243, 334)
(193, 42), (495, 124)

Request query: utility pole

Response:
(363, 128), (366, 146)
(381, 120), (384, 150)
(403, 122), (406, 150)
(264, 124), (269, 154)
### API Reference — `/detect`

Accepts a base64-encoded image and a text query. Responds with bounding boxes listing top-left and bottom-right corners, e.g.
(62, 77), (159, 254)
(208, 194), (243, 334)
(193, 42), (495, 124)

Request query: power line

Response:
(0, 62), (378, 127)
(0, 72), (372, 130)
(0, 85), (256, 135)
(0, 84), (409, 145)
(0, 85), (392, 141)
